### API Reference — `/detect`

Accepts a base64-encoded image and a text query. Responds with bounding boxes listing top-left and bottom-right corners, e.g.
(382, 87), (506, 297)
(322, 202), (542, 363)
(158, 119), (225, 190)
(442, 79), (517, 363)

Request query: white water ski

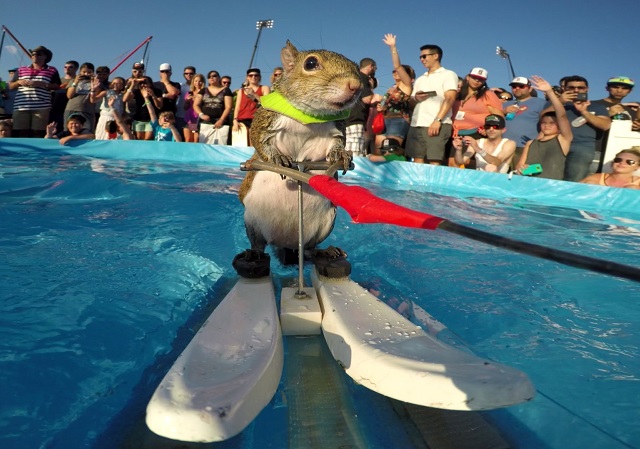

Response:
(146, 276), (283, 442)
(311, 268), (535, 411)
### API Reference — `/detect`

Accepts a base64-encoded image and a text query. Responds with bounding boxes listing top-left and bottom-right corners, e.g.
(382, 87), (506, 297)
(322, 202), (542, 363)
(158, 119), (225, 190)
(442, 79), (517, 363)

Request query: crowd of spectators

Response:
(1, 40), (639, 189)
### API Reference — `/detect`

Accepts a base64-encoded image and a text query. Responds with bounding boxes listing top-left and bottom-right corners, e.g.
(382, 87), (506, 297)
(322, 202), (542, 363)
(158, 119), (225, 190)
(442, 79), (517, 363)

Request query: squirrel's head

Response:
(275, 40), (362, 116)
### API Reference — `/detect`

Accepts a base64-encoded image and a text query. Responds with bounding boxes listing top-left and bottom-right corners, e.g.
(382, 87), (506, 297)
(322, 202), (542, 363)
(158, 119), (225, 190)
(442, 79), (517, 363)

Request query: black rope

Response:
(438, 221), (640, 282)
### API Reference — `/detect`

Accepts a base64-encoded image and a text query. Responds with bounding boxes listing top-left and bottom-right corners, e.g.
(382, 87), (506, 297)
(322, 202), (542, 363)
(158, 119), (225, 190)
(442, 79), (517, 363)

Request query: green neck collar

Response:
(260, 91), (350, 125)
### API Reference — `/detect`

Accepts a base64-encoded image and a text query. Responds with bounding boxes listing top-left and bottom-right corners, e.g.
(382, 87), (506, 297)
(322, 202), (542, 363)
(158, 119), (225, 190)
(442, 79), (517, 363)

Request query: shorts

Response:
(345, 123), (366, 156)
(384, 117), (410, 140)
(12, 109), (50, 131)
(132, 120), (153, 132)
(404, 124), (452, 162)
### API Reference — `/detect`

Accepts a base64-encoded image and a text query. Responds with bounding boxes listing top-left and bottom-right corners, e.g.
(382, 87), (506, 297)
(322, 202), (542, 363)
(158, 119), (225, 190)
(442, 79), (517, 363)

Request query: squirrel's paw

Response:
(327, 148), (352, 174)
(270, 153), (294, 168)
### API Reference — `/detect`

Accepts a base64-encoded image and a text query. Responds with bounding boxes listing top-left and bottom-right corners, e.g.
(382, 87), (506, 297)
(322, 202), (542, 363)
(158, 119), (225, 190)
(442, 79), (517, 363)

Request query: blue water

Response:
(1, 139), (639, 449)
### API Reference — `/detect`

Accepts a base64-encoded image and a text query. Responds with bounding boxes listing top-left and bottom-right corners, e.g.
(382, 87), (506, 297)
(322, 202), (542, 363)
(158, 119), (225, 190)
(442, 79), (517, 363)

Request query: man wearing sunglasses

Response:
(405, 44), (458, 164)
(502, 77), (546, 166)
(153, 63), (181, 115)
(8, 45), (61, 138)
(451, 114), (516, 172)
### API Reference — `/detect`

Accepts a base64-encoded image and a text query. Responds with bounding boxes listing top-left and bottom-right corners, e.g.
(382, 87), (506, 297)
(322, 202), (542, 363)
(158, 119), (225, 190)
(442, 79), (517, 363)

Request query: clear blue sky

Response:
(2, 0), (639, 101)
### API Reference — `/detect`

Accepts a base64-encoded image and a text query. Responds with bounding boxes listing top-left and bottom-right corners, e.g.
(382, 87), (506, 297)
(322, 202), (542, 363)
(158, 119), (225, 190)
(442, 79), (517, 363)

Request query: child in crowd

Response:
(515, 76), (572, 180)
(368, 137), (407, 162)
(142, 87), (181, 141)
(44, 113), (95, 145)
(0, 120), (12, 138)
(451, 114), (516, 172)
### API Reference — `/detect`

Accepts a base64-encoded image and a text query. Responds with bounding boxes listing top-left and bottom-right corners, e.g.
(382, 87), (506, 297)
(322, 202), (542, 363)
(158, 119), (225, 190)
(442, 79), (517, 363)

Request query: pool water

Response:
(1, 140), (639, 449)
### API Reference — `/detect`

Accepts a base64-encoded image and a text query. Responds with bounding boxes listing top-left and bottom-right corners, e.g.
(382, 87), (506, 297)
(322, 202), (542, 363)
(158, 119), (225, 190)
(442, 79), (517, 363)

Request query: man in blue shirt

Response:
(502, 77), (546, 167)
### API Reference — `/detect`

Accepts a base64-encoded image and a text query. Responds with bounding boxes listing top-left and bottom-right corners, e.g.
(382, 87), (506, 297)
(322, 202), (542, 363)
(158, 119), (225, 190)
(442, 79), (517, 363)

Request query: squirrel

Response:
(234, 41), (362, 277)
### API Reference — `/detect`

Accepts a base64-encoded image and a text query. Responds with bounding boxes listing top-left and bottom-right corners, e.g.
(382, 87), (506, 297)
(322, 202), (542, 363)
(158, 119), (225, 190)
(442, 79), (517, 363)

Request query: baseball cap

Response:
(509, 77), (530, 86)
(247, 68), (261, 75)
(132, 62), (145, 70)
(607, 76), (634, 87)
(159, 63), (172, 71)
(469, 67), (488, 80)
(8, 68), (17, 72)
(67, 113), (87, 124)
(484, 114), (506, 128)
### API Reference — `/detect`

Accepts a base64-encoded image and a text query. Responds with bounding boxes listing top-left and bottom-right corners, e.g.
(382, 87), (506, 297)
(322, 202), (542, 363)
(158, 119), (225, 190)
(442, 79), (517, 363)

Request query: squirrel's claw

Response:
(270, 153), (294, 168)
(328, 148), (352, 175)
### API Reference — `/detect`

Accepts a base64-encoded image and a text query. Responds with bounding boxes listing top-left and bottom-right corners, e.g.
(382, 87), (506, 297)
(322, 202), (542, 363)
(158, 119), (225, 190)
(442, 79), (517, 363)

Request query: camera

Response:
(575, 92), (588, 102)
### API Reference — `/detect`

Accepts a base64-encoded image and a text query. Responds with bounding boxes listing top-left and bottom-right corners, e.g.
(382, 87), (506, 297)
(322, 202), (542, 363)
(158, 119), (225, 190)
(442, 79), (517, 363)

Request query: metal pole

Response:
(248, 20), (273, 69)
(496, 46), (516, 79)
(248, 27), (263, 69)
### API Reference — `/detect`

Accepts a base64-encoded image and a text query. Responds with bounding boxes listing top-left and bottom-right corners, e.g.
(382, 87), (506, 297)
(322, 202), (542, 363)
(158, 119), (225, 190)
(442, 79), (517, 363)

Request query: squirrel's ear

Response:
(281, 41), (297, 73)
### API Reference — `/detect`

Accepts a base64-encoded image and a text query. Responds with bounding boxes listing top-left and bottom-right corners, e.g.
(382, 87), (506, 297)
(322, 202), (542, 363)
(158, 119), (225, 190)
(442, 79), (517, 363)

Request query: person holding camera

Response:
(540, 75), (611, 181)
(64, 62), (97, 132)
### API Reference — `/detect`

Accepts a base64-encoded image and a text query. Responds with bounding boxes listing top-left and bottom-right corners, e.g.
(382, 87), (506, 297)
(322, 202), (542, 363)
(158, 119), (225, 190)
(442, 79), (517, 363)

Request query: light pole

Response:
(496, 46), (516, 79)
(248, 20), (274, 69)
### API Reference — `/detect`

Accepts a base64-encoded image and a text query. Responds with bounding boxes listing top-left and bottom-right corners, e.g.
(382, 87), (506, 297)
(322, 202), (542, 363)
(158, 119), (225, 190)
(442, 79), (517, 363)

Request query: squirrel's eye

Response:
(304, 56), (320, 71)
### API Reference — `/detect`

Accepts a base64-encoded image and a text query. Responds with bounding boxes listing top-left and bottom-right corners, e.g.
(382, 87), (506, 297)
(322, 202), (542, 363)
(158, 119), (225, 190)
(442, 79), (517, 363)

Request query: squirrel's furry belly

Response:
(242, 171), (336, 250)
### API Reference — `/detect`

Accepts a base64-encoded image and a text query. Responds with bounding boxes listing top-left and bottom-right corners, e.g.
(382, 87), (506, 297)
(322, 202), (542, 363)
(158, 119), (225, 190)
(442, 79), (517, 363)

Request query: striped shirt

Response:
(12, 65), (61, 111)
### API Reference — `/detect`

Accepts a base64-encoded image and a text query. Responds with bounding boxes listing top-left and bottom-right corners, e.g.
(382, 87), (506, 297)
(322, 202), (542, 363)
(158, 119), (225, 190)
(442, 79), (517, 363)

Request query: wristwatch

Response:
(434, 117), (442, 122)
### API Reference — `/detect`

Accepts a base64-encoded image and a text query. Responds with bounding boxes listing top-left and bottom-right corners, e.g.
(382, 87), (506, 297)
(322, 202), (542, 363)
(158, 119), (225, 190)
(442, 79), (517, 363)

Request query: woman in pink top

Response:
(182, 74), (205, 142)
(451, 68), (503, 138)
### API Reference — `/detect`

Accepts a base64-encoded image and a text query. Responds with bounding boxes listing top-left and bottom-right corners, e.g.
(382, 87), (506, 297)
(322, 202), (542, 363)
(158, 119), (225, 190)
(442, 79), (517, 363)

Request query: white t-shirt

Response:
(410, 66), (459, 127)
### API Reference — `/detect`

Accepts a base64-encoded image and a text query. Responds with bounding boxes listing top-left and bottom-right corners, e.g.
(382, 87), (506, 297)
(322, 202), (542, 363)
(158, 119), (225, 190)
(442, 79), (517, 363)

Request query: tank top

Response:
(525, 136), (565, 180)
(474, 138), (511, 173)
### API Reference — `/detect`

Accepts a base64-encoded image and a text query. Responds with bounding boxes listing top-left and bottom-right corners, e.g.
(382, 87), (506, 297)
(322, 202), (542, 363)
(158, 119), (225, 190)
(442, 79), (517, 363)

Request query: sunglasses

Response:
(247, 74), (260, 78)
(483, 125), (504, 130)
(499, 96), (512, 101)
(209, 74), (219, 78)
(613, 157), (638, 166)
(160, 70), (170, 73)
(222, 81), (230, 85)
(419, 54), (436, 60)
(511, 84), (528, 89)
(184, 72), (194, 76)
(32, 51), (44, 56)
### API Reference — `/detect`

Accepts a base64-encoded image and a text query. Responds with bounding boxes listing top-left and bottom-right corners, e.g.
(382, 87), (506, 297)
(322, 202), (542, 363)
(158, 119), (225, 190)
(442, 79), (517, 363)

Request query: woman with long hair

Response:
(194, 70), (233, 145)
(182, 73), (205, 142)
(232, 68), (270, 145)
(373, 34), (415, 153)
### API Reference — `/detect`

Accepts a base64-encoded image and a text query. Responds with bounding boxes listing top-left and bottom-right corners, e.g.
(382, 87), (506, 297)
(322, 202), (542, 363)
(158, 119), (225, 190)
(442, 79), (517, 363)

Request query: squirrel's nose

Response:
(347, 79), (361, 94)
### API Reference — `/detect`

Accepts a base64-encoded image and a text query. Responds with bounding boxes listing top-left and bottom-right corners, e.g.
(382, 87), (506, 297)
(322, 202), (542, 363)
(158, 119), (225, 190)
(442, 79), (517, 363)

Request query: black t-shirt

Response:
(132, 87), (163, 122)
(200, 87), (233, 123)
(153, 80), (181, 113)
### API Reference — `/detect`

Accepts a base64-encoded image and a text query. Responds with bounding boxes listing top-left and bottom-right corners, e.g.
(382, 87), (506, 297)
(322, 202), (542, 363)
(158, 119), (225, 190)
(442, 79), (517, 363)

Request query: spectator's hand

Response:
(504, 104), (519, 113)
(107, 96), (115, 108)
(91, 77), (100, 90)
(201, 114), (211, 122)
(46, 121), (57, 136)
(415, 91), (430, 102)
(451, 136), (463, 150)
(428, 120), (441, 137)
(559, 90), (576, 103)
(608, 104), (626, 117)
(382, 34), (397, 48)
(632, 119), (640, 132)
(376, 103), (385, 112)
(515, 164), (529, 175)
(59, 136), (72, 146)
(574, 100), (591, 113)
(530, 75), (552, 93)
(141, 88), (151, 99)
(463, 136), (480, 152)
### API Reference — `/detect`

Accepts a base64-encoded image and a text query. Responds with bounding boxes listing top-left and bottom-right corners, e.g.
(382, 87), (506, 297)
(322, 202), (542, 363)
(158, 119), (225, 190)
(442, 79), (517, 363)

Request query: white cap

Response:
(509, 76), (530, 86)
(469, 67), (488, 80)
(159, 63), (172, 71)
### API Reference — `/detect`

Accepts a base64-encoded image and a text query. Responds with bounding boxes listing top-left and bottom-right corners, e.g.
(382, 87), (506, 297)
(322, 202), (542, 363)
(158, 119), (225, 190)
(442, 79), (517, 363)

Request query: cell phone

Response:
(521, 164), (543, 176)
(575, 92), (588, 102)
(425, 91), (437, 98)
